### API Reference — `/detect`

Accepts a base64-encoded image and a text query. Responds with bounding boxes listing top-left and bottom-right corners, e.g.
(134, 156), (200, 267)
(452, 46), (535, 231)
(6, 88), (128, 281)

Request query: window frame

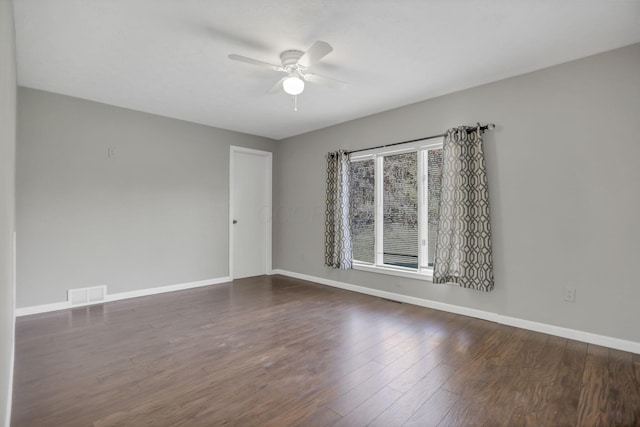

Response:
(349, 137), (444, 281)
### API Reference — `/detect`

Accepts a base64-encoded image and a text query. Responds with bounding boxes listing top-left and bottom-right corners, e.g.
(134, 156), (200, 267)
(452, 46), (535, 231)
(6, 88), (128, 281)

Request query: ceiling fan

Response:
(228, 41), (346, 108)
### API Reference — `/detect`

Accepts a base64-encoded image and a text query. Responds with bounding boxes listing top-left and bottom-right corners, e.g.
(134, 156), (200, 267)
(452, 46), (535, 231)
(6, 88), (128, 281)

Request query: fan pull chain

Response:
(294, 95), (298, 112)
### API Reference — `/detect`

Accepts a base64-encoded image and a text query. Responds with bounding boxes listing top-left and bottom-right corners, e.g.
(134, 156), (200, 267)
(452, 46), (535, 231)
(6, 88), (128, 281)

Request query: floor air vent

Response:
(68, 286), (106, 306)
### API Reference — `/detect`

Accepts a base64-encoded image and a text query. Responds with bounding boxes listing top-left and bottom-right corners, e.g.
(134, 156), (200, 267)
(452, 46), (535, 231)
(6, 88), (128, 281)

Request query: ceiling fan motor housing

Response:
(280, 50), (304, 70)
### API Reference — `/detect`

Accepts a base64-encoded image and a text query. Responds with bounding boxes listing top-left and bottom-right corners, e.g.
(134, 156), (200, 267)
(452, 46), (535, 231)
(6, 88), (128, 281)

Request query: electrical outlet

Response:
(563, 287), (576, 302)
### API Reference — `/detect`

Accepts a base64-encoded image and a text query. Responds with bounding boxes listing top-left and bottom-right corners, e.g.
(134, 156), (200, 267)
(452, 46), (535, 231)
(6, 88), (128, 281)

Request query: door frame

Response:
(229, 146), (273, 279)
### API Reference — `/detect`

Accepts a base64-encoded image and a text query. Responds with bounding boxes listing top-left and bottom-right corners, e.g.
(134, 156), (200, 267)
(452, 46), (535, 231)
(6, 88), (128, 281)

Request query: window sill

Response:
(352, 262), (433, 282)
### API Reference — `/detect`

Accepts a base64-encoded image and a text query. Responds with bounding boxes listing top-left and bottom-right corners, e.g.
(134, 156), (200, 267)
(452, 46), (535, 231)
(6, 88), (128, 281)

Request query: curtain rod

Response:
(345, 123), (496, 155)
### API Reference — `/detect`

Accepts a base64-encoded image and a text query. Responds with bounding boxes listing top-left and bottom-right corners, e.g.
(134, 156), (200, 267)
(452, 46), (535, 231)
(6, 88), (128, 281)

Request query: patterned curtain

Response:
(325, 150), (352, 269)
(433, 127), (494, 291)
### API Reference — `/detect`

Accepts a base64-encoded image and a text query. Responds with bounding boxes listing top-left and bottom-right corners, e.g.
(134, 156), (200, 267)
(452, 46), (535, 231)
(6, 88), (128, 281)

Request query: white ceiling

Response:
(13, 0), (640, 140)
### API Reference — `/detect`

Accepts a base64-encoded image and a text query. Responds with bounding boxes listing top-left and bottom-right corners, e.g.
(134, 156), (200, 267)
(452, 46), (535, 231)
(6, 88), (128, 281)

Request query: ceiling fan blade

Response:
(268, 77), (286, 94)
(228, 54), (283, 72)
(303, 72), (347, 90)
(298, 41), (333, 68)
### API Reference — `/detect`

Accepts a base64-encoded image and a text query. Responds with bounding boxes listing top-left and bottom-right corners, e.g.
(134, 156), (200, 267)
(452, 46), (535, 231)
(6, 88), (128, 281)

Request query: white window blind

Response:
(349, 159), (375, 264)
(383, 152), (418, 269)
(426, 148), (443, 268)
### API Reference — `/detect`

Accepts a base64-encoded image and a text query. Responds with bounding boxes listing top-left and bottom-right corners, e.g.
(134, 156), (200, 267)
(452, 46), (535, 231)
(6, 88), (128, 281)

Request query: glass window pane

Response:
(427, 148), (443, 267)
(383, 152), (418, 269)
(349, 159), (375, 263)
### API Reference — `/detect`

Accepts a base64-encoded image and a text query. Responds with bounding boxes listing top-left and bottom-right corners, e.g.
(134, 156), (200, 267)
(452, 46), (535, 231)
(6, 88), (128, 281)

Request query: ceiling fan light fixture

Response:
(283, 75), (304, 95)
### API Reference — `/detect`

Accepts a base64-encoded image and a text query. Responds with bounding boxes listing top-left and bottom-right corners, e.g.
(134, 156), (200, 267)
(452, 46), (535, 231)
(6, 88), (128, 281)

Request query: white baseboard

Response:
(495, 315), (640, 355)
(5, 309), (14, 427)
(6, 232), (16, 427)
(15, 276), (231, 317)
(271, 269), (498, 322)
(105, 277), (231, 303)
(271, 269), (640, 355)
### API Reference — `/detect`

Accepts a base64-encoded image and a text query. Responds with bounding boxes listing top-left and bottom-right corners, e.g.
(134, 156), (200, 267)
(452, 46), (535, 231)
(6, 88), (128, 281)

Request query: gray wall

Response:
(274, 43), (640, 343)
(0, 0), (16, 424)
(16, 88), (275, 307)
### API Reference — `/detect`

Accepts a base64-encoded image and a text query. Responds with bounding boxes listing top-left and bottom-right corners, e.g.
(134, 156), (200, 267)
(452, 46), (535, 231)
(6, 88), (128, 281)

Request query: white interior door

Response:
(230, 146), (272, 279)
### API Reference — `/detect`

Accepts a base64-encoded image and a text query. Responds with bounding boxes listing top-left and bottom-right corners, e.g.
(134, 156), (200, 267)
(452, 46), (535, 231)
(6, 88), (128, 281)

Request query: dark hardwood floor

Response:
(12, 275), (640, 426)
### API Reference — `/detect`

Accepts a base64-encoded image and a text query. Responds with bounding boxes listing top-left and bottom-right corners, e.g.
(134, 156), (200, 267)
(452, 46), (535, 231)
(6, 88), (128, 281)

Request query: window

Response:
(349, 138), (443, 279)
(350, 159), (375, 264)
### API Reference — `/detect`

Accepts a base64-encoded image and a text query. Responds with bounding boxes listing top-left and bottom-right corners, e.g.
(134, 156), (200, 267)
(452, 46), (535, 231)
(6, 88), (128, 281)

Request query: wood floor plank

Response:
(330, 385), (402, 427)
(441, 326), (534, 397)
(385, 350), (444, 394)
(507, 335), (567, 425)
(369, 362), (456, 427)
(325, 331), (445, 417)
(404, 388), (459, 427)
(290, 406), (342, 427)
(11, 275), (640, 426)
(536, 339), (588, 426)
(261, 399), (341, 427)
(577, 344), (611, 426)
(605, 348), (640, 425)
